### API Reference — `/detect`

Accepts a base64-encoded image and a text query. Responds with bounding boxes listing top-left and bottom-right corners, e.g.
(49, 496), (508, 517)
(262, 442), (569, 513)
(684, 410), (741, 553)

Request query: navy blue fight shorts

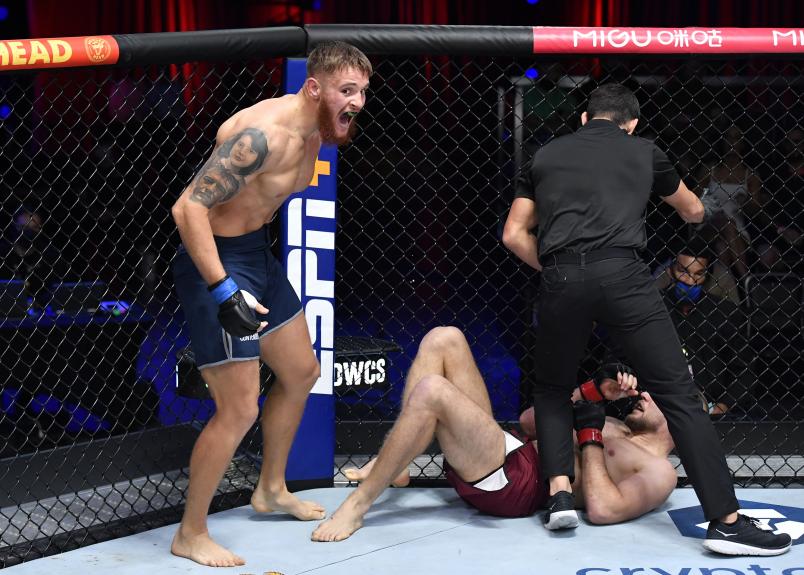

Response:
(172, 226), (303, 370)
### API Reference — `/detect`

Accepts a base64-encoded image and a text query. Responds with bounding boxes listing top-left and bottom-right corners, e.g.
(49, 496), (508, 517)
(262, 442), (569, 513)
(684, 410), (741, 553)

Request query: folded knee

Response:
(419, 326), (467, 355)
(406, 374), (451, 411)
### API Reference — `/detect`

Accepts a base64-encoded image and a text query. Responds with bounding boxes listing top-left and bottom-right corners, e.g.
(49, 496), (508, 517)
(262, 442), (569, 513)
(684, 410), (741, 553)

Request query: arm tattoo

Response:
(188, 158), (241, 208)
(217, 128), (270, 176)
(188, 128), (270, 208)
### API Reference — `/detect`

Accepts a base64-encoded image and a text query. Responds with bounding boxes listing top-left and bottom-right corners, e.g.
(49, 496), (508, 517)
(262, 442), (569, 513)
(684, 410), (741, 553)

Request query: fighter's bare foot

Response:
(171, 528), (245, 567)
(251, 487), (326, 520)
(311, 499), (368, 542)
(343, 458), (410, 487)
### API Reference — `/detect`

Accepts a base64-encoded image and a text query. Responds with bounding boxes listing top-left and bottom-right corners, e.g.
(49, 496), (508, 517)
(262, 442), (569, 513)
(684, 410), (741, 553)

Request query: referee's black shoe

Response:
(542, 490), (579, 530)
(704, 514), (792, 556)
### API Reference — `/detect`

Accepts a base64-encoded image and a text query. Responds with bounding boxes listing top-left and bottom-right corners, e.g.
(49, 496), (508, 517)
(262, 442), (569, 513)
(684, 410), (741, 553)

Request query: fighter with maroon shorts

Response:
(311, 326), (675, 542)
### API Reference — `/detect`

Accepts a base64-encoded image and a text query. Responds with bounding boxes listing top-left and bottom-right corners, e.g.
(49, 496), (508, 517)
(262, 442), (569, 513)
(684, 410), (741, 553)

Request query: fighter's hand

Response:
(209, 275), (269, 337)
(573, 400), (606, 449)
(579, 362), (638, 402)
(599, 362), (640, 401)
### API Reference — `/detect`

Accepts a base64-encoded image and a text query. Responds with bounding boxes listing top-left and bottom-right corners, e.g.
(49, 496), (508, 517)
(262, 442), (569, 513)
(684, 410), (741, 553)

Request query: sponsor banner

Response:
(282, 62), (337, 398)
(334, 357), (388, 389)
(533, 27), (804, 54)
(576, 567), (804, 574)
(281, 57), (335, 483)
(283, 157), (337, 396)
(0, 36), (118, 71)
(284, 393), (333, 481)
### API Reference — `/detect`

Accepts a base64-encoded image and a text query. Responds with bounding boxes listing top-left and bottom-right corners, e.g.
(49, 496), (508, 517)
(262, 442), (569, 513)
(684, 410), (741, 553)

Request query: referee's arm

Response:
(661, 179), (705, 224)
(503, 197), (542, 271)
(652, 145), (705, 224)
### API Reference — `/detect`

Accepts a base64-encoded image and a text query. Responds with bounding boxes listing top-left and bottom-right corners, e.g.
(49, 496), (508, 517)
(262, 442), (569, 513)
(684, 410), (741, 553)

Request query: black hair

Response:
(218, 128), (269, 176)
(587, 83), (640, 126)
(677, 233), (713, 265)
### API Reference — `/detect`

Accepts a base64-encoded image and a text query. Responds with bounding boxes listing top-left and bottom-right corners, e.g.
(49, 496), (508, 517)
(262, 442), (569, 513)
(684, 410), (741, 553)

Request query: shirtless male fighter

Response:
(170, 41), (372, 567)
(311, 326), (676, 542)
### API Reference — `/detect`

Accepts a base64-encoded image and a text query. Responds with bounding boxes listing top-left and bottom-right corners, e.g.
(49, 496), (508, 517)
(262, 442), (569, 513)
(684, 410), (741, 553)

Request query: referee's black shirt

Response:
(514, 119), (681, 259)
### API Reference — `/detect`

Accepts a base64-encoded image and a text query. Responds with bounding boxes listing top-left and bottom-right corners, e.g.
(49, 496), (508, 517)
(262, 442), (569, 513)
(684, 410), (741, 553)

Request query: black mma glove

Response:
(208, 275), (263, 337)
(573, 400), (606, 449)
(578, 362), (635, 402)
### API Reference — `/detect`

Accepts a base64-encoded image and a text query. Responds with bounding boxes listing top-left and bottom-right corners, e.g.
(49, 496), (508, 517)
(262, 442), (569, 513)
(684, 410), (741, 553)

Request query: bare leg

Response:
(313, 365), (504, 542)
(346, 327), (493, 488)
(343, 458), (410, 487)
(312, 375), (445, 542)
(250, 314), (325, 521)
(402, 326), (492, 413)
(171, 361), (260, 567)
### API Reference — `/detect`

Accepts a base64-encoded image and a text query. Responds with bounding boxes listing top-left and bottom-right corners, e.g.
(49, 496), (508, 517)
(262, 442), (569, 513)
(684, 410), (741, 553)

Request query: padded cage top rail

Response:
(1, 26), (803, 73)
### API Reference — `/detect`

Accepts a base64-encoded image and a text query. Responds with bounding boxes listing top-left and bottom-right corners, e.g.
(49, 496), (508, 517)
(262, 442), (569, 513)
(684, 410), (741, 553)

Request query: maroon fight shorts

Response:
(444, 431), (548, 517)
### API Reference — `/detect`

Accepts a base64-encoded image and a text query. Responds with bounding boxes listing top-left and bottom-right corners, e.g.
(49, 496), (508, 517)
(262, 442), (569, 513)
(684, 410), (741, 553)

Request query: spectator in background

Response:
(653, 231), (740, 305)
(661, 237), (752, 417)
(702, 126), (760, 281)
(750, 127), (803, 272)
(0, 206), (69, 303)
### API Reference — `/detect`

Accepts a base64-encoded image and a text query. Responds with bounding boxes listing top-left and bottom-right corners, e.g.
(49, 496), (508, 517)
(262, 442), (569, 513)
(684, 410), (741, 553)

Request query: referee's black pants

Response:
(531, 253), (738, 520)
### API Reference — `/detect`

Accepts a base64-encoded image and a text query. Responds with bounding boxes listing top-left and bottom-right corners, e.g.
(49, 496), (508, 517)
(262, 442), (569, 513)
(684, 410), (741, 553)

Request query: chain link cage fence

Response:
(336, 55), (803, 487)
(0, 59), (284, 566)
(0, 49), (802, 566)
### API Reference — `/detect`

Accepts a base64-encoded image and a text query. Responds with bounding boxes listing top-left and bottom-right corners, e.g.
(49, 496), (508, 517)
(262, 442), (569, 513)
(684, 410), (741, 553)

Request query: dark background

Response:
(0, 1), (799, 39)
(0, 2), (801, 566)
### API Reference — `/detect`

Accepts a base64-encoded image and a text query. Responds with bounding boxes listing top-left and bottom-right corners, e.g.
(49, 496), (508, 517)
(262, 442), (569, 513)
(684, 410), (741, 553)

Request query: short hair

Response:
(677, 234), (713, 265)
(306, 41), (372, 79)
(218, 128), (269, 176)
(586, 83), (640, 126)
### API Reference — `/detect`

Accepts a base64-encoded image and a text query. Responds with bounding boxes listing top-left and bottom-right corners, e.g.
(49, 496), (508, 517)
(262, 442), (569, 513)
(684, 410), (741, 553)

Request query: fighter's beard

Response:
(318, 100), (357, 146)
(624, 414), (653, 434)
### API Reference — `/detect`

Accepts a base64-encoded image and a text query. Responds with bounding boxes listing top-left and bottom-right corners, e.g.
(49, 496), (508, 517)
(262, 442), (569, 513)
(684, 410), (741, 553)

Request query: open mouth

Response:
(338, 111), (357, 128)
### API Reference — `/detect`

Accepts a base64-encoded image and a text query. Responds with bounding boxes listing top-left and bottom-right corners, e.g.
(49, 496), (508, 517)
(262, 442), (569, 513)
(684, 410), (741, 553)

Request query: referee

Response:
(503, 83), (790, 556)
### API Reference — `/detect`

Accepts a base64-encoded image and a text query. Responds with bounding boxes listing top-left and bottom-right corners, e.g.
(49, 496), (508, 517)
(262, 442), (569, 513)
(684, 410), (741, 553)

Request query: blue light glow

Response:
(0, 105), (11, 120)
(0, 6), (8, 21)
(526, 0), (539, 4)
(525, 68), (539, 79)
